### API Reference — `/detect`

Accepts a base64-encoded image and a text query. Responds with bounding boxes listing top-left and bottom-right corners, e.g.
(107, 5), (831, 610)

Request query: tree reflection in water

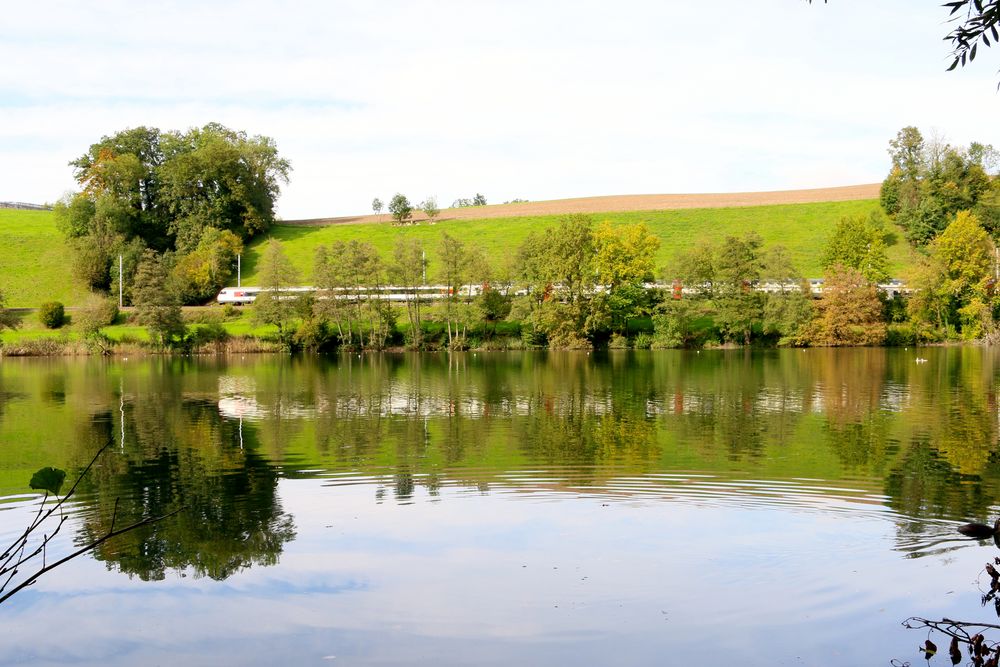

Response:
(76, 389), (295, 582)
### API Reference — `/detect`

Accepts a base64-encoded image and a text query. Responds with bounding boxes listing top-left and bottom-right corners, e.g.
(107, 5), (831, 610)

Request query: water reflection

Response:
(0, 348), (998, 578)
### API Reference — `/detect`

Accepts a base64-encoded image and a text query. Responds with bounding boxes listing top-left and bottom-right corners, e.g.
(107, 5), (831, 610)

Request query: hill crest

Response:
(285, 183), (881, 226)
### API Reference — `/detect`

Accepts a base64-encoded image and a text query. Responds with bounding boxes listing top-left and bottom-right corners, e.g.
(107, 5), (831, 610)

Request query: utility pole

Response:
(237, 253), (242, 287)
(422, 250), (426, 284)
(118, 255), (123, 308)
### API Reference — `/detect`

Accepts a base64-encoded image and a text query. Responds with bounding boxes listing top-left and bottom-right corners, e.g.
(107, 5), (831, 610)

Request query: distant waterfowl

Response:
(916, 358), (928, 364)
(957, 518), (1000, 538)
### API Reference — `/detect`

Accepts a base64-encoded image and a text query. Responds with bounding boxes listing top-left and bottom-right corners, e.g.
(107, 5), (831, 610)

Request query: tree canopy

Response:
(55, 123), (290, 298)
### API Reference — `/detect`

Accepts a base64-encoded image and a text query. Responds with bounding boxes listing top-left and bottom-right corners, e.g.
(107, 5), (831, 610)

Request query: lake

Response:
(0, 349), (998, 665)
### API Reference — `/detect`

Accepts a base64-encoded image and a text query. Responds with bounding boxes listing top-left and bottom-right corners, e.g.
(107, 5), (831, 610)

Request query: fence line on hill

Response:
(0, 202), (53, 211)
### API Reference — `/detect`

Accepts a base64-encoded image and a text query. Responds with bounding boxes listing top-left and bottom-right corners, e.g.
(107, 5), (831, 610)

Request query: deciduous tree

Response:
(252, 239), (300, 336)
(388, 194), (412, 225)
(391, 237), (425, 347)
(805, 265), (886, 347)
(822, 214), (889, 284)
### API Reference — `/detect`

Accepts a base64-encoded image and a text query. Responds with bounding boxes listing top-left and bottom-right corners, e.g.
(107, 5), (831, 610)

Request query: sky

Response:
(2, 0), (999, 219)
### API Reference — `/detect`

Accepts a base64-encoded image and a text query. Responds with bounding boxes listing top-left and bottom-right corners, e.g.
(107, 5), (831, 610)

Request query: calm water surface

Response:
(0, 349), (999, 665)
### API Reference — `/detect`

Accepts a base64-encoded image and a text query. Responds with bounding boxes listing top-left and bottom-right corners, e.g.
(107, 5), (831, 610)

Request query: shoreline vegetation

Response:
(2, 126), (999, 355)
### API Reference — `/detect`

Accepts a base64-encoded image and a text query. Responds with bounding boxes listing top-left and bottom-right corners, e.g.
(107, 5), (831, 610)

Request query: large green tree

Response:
(878, 127), (995, 246)
(909, 210), (998, 339)
(55, 124), (290, 297)
(822, 214), (889, 284)
(714, 233), (764, 345)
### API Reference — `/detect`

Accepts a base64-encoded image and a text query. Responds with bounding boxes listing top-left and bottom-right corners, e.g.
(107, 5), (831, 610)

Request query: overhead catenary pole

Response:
(118, 255), (123, 308)
(237, 253), (242, 287)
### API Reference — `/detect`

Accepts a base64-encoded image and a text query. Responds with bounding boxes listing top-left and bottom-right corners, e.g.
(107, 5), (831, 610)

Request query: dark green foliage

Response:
(170, 228), (243, 304)
(879, 127), (997, 247)
(292, 317), (332, 351)
(714, 233), (764, 345)
(37, 302), (65, 329)
(133, 250), (185, 347)
(652, 300), (700, 348)
(762, 289), (813, 346)
(480, 288), (512, 324)
(942, 1), (1000, 73)
(388, 194), (412, 225)
(29, 467), (66, 495)
(879, 169), (902, 216)
(55, 123), (288, 299)
(188, 321), (230, 347)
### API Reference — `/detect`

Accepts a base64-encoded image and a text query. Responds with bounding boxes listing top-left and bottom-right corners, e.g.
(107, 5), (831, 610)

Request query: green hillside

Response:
(0, 199), (919, 307)
(242, 199), (917, 286)
(0, 209), (90, 307)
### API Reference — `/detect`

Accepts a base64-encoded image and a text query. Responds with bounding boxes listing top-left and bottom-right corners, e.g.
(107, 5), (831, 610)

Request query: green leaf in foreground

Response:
(29, 467), (66, 496)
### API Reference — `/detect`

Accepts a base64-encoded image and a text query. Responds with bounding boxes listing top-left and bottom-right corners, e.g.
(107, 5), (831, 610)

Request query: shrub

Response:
(38, 302), (65, 329)
(292, 318), (331, 351)
(633, 333), (653, 349)
(76, 296), (119, 336)
(885, 323), (917, 347)
(608, 333), (629, 349)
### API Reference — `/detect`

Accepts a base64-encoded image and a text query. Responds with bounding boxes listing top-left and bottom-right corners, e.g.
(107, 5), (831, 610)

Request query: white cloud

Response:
(1, 0), (997, 218)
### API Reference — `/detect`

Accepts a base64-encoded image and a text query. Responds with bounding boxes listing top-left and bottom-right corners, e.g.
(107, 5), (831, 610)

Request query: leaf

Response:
(29, 467), (66, 496)
(972, 43), (979, 60)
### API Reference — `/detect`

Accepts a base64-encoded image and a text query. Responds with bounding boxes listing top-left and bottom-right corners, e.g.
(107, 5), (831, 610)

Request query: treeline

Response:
(238, 124), (1000, 351)
(13, 123), (1000, 352)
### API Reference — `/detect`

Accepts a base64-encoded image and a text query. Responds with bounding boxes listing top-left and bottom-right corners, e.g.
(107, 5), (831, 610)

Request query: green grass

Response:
(241, 199), (918, 285)
(0, 209), (90, 307)
(0, 200), (920, 308)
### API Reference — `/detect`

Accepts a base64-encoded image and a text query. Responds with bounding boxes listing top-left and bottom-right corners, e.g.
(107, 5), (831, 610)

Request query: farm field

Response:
(242, 198), (916, 285)
(0, 188), (918, 307)
(287, 183), (883, 225)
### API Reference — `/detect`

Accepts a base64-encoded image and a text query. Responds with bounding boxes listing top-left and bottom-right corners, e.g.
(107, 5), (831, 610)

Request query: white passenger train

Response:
(217, 279), (910, 305)
(216, 284), (486, 305)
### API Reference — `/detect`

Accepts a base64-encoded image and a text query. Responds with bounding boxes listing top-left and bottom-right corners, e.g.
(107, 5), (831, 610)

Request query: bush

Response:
(608, 333), (629, 349)
(633, 333), (653, 349)
(76, 295), (119, 336)
(885, 324), (917, 347)
(38, 302), (66, 329)
(183, 322), (230, 353)
(292, 318), (332, 351)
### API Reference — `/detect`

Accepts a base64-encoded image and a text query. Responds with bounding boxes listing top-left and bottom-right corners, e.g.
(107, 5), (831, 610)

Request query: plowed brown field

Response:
(285, 183), (880, 226)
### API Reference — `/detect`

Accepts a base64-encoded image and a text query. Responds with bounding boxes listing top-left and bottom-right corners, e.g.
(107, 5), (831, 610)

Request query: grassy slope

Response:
(0, 210), (90, 307)
(242, 199), (917, 285)
(0, 199), (919, 308)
